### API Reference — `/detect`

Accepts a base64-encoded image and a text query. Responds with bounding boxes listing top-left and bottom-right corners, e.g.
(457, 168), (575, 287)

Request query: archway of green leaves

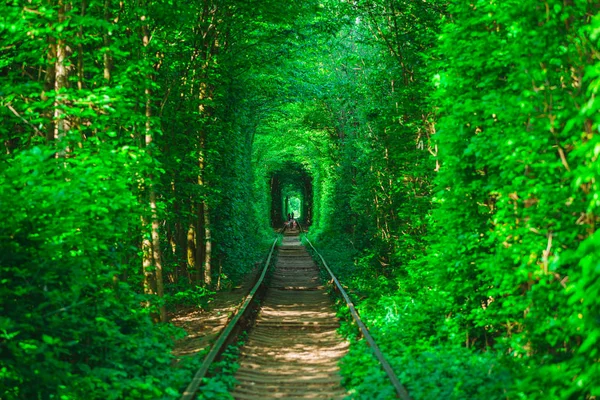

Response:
(269, 162), (313, 228)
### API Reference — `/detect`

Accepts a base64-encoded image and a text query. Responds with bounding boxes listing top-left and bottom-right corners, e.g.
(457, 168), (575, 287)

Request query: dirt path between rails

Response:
(231, 232), (349, 399)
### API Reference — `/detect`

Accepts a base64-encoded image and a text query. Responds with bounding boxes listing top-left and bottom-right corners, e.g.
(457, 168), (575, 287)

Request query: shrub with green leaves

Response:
(0, 146), (185, 399)
(308, 1), (599, 398)
(430, 1), (600, 397)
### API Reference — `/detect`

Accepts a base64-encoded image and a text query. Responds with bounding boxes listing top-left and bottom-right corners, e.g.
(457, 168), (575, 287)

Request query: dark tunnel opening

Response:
(269, 164), (313, 228)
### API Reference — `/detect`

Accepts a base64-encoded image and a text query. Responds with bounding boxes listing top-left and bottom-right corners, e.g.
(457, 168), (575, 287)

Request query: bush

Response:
(0, 146), (186, 399)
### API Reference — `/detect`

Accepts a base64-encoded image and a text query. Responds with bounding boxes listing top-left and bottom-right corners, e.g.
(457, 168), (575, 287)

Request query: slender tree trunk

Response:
(140, 15), (155, 300)
(149, 186), (166, 322)
(171, 200), (188, 284)
(195, 203), (205, 284)
(103, 0), (112, 82)
(141, 213), (156, 294)
(203, 200), (212, 286)
(140, 14), (166, 322)
(196, 132), (211, 287)
(198, 124), (212, 287)
(192, 2), (219, 288)
(76, 0), (86, 90)
(187, 221), (197, 284)
(54, 0), (69, 145)
(197, 67), (212, 286)
(44, 34), (56, 142)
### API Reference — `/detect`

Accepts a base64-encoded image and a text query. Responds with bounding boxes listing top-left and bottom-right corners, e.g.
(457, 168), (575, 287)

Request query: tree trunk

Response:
(191, 1), (219, 288)
(187, 221), (197, 284)
(44, 34), (56, 142)
(194, 202), (205, 284)
(149, 187), (166, 322)
(196, 145), (211, 286)
(140, 14), (166, 322)
(141, 214), (156, 294)
(54, 0), (69, 146)
(76, 0), (86, 90)
(203, 201), (212, 286)
(103, 0), (112, 82)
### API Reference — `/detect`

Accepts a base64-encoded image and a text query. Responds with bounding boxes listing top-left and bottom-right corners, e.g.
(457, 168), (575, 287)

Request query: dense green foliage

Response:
(431, 3), (600, 396)
(0, 0), (315, 397)
(1, 0), (599, 398)
(1, 146), (184, 398)
(297, 1), (600, 399)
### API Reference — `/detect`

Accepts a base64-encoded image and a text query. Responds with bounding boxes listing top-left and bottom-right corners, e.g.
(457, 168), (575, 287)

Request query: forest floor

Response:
(170, 269), (260, 361)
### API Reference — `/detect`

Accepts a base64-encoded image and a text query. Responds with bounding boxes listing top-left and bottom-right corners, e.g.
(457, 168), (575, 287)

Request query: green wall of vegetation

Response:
(1, 0), (598, 398)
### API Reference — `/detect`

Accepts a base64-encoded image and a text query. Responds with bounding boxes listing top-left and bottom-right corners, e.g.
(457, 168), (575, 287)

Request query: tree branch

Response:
(6, 103), (44, 137)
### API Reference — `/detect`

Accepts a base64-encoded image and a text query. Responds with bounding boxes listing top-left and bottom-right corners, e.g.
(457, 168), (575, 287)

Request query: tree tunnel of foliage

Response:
(269, 164), (313, 226)
(1, 0), (599, 399)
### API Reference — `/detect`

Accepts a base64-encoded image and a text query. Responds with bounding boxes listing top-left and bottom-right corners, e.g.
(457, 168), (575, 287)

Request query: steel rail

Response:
(299, 223), (412, 400)
(180, 236), (279, 400)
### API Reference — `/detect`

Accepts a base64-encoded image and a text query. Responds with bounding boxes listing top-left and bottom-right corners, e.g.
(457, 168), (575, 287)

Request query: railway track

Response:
(231, 230), (349, 399)
(180, 226), (411, 400)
